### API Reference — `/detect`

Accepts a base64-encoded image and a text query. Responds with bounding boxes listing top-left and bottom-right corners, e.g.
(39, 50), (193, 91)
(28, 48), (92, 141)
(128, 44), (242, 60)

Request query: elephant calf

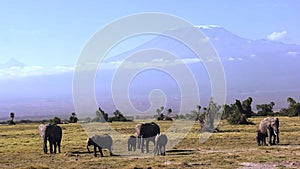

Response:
(154, 134), (168, 156)
(87, 134), (113, 157)
(256, 130), (266, 146)
(128, 135), (136, 151)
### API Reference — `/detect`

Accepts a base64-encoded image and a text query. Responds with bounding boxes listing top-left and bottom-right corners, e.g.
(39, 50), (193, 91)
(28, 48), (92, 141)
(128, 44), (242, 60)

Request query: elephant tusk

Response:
(273, 131), (277, 136)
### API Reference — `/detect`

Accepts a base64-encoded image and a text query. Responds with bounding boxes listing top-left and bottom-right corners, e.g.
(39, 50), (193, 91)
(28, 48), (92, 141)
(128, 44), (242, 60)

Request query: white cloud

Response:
(99, 58), (202, 70)
(287, 51), (298, 56)
(267, 31), (287, 41)
(194, 25), (221, 29)
(0, 66), (74, 79)
(228, 57), (235, 61)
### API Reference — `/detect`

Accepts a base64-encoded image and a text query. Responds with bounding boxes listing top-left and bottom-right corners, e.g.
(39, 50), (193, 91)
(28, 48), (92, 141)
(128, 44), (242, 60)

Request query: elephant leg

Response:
(141, 138), (144, 153)
(43, 139), (48, 153)
(128, 143), (131, 151)
(146, 140), (150, 153)
(162, 145), (165, 156)
(137, 137), (141, 149)
(108, 146), (113, 156)
(57, 141), (61, 153)
(263, 136), (267, 146)
(53, 142), (57, 154)
(267, 130), (272, 145)
(49, 141), (53, 153)
(98, 147), (104, 157)
(154, 144), (159, 155)
(272, 135), (276, 145)
(93, 145), (97, 157)
(256, 136), (261, 146)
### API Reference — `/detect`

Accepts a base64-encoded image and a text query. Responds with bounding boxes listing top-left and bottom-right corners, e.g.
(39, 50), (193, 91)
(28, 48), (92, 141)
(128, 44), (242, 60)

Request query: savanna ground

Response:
(0, 117), (299, 169)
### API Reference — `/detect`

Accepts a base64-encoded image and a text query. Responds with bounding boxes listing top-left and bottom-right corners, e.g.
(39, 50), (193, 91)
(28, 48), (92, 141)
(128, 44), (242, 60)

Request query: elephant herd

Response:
(38, 122), (168, 157)
(38, 117), (280, 157)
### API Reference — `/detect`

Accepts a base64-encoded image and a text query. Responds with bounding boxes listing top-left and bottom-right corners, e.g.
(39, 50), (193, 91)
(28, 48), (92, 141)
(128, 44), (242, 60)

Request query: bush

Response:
(222, 99), (253, 125)
(50, 117), (62, 124)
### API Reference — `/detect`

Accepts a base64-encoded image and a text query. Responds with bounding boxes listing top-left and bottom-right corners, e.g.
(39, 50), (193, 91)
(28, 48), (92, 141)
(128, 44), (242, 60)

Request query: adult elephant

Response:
(135, 122), (160, 153)
(39, 124), (62, 154)
(87, 134), (113, 157)
(259, 117), (279, 145)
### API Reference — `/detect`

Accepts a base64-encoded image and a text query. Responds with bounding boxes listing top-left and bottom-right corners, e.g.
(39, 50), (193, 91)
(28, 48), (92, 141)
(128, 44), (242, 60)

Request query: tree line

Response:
(4, 97), (300, 126)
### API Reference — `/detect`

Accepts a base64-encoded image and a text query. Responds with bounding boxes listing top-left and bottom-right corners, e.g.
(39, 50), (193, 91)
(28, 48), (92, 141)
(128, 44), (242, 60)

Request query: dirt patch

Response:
(239, 161), (300, 169)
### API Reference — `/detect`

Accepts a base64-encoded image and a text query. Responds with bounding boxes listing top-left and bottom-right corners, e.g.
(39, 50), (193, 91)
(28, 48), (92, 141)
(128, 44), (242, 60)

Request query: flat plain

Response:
(0, 117), (299, 169)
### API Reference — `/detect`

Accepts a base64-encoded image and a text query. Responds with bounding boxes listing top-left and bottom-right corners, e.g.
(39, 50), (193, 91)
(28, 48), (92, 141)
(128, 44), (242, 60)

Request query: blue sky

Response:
(0, 0), (299, 67)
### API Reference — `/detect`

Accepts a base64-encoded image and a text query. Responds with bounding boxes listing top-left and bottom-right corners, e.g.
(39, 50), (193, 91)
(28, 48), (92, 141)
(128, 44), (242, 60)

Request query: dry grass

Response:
(0, 117), (299, 169)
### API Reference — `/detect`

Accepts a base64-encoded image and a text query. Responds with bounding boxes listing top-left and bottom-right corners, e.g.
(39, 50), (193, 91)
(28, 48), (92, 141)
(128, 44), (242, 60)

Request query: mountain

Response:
(0, 26), (300, 119)
(0, 58), (25, 69)
(101, 25), (300, 111)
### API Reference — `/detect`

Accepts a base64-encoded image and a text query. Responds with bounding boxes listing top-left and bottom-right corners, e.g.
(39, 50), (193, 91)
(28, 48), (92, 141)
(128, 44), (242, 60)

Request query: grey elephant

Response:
(256, 130), (266, 146)
(39, 124), (62, 154)
(128, 135), (136, 151)
(87, 134), (113, 157)
(136, 122), (160, 153)
(154, 134), (168, 156)
(259, 117), (279, 145)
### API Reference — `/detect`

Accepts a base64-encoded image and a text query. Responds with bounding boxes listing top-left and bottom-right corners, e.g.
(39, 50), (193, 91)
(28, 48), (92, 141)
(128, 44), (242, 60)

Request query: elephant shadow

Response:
(165, 149), (195, 156)
(70, 151), (120, 156)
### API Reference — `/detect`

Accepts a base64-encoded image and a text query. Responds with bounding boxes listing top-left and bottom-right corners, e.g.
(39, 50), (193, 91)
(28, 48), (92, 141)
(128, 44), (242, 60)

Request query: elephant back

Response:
(45, 124), (62, 140)
(138, 122), (160, 138)
(90, 134), (113, 148)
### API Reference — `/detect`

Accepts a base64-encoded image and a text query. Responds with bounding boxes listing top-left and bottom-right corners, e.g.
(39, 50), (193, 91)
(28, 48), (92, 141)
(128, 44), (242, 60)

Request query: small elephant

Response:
(39, 124), (62, 154)
(128, 135), (136, 151)
(154, 134), (168, 156)
(259, 117), (279, 146)
(87, 134), (113, 157)
(256, 130), (266, 146)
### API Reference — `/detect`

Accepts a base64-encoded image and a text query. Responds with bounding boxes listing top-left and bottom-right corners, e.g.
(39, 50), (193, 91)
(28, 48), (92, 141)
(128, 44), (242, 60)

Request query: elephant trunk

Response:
(274, 130), (279, 144)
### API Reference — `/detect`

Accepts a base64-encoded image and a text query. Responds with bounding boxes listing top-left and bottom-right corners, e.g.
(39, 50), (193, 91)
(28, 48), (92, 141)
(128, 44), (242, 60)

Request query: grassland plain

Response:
(0, 117), (299, 169)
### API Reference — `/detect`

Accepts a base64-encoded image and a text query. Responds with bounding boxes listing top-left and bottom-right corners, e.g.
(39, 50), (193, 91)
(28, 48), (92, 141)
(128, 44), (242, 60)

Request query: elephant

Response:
(87, 134), (113, 157)
(256, 130), (266, 146)
(259, 117), (279, 145)
(135, 122), (160, 153)
(154, 134), (168, 156)
(39, 124), (62, 154)
(128, 135), (136, 151)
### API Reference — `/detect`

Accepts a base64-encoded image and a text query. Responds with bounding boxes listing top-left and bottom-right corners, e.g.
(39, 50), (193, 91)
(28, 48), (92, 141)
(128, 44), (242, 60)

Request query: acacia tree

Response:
(9, 112), (15, 125)
(222, 99), (253, 125)
(256, 102), (275, 116)
(280, 97), (300, 116)
(93, 107), (108, 122)
(156, 106), (165, 120)
(69, 112), (78, 123)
